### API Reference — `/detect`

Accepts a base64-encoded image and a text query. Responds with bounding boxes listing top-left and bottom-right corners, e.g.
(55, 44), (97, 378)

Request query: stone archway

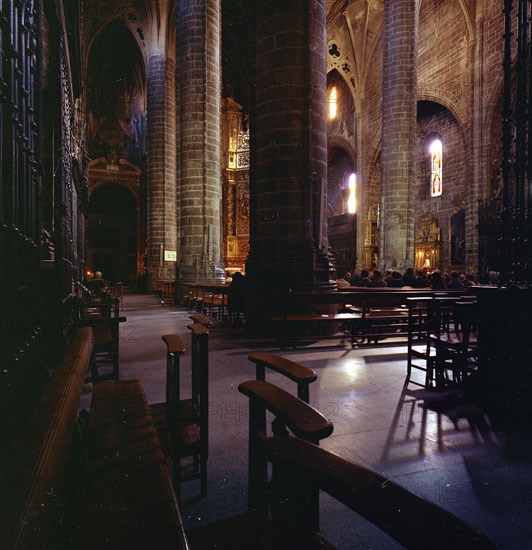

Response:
(87, 184), (138, 286)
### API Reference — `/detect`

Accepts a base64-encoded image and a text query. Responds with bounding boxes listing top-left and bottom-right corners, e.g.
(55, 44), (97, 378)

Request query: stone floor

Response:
(85, 292), (532, 549)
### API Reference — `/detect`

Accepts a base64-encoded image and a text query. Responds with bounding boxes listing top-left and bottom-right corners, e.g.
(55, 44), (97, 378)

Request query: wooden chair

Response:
(431, 300), (479, 387)
(62, 295), (124, 382)
(406, 296), (436, 387)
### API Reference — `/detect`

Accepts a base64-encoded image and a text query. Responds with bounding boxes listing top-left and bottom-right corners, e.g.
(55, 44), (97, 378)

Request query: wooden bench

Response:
(266, 289), (468, 348)
(260, 436), (495, 549)
(238, 379), (333, 526)
(231, 378), (494, 549)
(74, 379), (189, 549)
(1, 327), (94, 549)
(0, 325), (190, 550)
(268, 312), (362, 348)
(349, 305), (410, 344)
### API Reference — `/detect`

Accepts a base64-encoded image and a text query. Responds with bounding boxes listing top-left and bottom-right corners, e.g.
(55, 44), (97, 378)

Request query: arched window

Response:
(347, 173), (356, 213)
(328, 86), (337, 120)
(430, 139), (442, 197)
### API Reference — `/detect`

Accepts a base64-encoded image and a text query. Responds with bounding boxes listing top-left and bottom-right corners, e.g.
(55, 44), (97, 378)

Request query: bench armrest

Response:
(248, 352), (317, 402)
(238, 380), (333, 443)
(162, 334), (186, 355)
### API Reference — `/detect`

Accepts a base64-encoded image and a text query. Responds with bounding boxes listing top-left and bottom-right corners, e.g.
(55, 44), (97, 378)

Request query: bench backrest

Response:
(2, 326), (94, 549)
(259, 435), (494, 549)
(270, 289), (467, 316)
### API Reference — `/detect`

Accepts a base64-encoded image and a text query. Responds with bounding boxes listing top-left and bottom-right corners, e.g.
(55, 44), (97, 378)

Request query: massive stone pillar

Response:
(177, 0), (223, 284)
(145, 24), (177, 291)
(246, 0), (333, 297)
(380, 0), (418, 271)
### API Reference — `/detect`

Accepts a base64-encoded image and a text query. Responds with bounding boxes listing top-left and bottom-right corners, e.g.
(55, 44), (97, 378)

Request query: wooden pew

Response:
(75, 379), (189, 549)
(1, 327), (94, 549)
(235, 379), (494, 550)
(1, 324), (191, 550)
(260, 436), (495, 549)
(266, 289), (467, 347)
(238, 379), (333, 528)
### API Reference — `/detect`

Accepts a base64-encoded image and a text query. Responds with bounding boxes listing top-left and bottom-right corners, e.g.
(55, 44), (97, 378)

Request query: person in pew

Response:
(85, 270), (106, 297)
(387, 270), (405, 288)
(227, 271), (246, 322)
(447, 270), (466, 289)
(368, 269), (388, 287)
(403, 267), (417, 286)
(336, 273), (351, 288)
(430, 269), (447, 289)
(461, 273), (475, 287)
(350, 268), (370, 286)
(411, 269), (430, 288)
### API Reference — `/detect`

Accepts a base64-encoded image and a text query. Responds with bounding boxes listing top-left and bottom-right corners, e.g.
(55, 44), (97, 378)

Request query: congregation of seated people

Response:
(337, 267), (490, 289)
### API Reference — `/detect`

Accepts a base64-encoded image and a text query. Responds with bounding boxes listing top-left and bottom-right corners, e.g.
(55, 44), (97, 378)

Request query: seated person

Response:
(85, 270), (106, 297)
(403, 267), (416, 286)
(350, 269), (371, 287)
(430, 270), (447, 289)
(336, 273), (351, 288)
(227, 271), (246, 320)
(368, 270), (388, 287)
(411, 270), (430, 288)
(447, 270), (465, 289)
(387, 271), (405, 288)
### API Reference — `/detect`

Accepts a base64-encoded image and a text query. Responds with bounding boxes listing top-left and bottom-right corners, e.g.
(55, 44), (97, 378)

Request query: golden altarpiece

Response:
(364, 204), (380, 269)
(414, 213), (441, 271)
(221, 98), (250, 274)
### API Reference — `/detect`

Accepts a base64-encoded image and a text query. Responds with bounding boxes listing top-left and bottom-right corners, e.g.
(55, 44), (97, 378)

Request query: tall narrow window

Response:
(347, 173), (356, 213)
(328, 86), (337, 120)
(430, 139), (442, 197)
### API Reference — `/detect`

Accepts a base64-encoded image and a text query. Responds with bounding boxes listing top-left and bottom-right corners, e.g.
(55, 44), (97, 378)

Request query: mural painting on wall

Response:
(450, 209), (466, 266)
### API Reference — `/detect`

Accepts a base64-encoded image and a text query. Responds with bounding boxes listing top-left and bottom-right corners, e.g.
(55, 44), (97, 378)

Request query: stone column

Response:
(380, 0), (418, 271)
(177, 0), (223, 284)
(146, 50), (177, 291)
(246, 0), (333, 295)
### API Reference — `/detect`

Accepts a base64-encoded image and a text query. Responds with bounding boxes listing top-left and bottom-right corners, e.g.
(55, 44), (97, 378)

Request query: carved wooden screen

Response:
(0, 0), (43, 465)
(0, 0), (41, 368)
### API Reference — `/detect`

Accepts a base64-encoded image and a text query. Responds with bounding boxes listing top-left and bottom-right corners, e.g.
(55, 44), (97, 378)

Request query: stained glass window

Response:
(430, 139), (442, 197)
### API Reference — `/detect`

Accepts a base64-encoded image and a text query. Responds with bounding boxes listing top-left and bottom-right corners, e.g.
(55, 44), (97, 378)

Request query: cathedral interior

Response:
(2, 0), (532, 548)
